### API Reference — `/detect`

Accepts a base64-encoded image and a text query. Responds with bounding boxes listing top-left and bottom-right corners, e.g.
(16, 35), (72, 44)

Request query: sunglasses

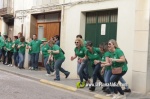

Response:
(75, 42), (79, 44)
(108, 43), (111, 45)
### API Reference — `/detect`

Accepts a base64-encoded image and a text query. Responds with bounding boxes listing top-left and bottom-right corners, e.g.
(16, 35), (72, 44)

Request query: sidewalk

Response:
(0, 63), (149, 99)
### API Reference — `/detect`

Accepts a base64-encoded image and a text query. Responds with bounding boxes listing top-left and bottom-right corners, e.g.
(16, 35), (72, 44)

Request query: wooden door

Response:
(46, 22), (60, 41)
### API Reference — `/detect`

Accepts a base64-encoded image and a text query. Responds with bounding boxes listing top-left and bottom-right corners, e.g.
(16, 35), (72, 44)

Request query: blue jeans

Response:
(0, 49), (2, 59)
(44, 57), (54, 74)
(28, 54), (32, 67)
(120, 77), (129, 89)
(77, 60), (88, 82)
(110, 71), (127, 95)
(31, 53), (39, 69)
(92, 64), (105, 85)
(54, 59), (69, 79)
(18, 53), (25, 68)
(14, 52), (18, 66)
(104, 70), (112, 83)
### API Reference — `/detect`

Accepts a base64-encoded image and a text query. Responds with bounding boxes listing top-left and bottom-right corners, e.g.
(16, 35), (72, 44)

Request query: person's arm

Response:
(110, 56), (125, 62)
(101, 57), (112, 67)
(110, 49), (126, 63)
(71, 54), (77, 61)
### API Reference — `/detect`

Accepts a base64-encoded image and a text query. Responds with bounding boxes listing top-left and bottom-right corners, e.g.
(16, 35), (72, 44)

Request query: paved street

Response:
(0, 70), (94, 99)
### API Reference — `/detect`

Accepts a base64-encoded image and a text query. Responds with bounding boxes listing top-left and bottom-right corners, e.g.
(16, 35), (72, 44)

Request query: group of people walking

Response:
(71, 35), (131, 99)
(0, 32), (131, 99)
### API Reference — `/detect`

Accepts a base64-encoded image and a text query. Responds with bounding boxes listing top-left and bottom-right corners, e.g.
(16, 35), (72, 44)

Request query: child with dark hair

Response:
(18, 36), (26, 69)
(5, 37), (13, 66)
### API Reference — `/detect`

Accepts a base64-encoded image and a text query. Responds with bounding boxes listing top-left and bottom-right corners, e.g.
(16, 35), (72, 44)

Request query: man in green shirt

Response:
(29, 34), (42, 70)
(0, 32), (3, 61)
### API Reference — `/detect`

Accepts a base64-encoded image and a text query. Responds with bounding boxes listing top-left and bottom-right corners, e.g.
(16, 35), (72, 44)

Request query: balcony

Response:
(0, 7), (13, 17)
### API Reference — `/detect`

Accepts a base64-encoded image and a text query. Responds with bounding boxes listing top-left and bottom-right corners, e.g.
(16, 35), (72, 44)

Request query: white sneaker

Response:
(10, 64), (13, 67)
(51, 71), (56, 76)
(7, 64), (10, 67)
(45, 74), (50, 76)
(116, 94), (126, 99)
(112, 94), (119, 99)
(106, 93), (113, 97)
(28, 67), (31, 70)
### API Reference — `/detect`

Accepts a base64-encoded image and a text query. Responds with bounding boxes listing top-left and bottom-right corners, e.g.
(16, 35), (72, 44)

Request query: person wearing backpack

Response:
(47, 40), (70, 81)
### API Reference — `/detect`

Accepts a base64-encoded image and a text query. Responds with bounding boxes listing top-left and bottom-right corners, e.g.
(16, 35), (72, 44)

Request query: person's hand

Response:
(47, 50), (52, 53)
(94, 60), (100, 65)
(101, 64), (105, 67)
(12, 44), (15, 48)
(40, 51), (42, 55)
(46, 61), (49, 65)
(50, 57), (53, 61)
(22, 44), (24, 46)
(71, 56), (75, 61)
(101, 69), (104, 75)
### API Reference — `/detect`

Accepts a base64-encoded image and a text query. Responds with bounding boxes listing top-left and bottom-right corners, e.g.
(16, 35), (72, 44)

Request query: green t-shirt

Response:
(101, 51), (111, 70)
(3, 39), (8, 51)
(29, 40), (42, 53)
(0, 39), (4, 49)
(41, 44), (50, 58)
(13, 40), (19, 52)
(5, 41), (13, 52)
(0, 36), (3, 41)
(85, 47), (101, 65)
(18, 42), (26, 54)
(74, 46), (86, 58)
(51, 45), (65, 60)
(109, 48), (128, 71)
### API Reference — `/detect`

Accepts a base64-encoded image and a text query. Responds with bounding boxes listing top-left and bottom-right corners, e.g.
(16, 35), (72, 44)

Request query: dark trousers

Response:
(0, 49), (2, 59)
(110, 71), (127, 95)
(31, 53), (39, 69)
(92, 64), (105, 85)
(7, 51), (13, 64)
(54, 59), (69, 79)
(2, 49), (6, 64)
(14, 52), (18, 66)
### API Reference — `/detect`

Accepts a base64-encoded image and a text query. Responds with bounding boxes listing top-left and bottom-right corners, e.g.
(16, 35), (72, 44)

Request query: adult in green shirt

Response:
(76, 35), (89, 79)
(47, 40), (70, 81)
(41, 38), (54, 76)
(5, 37), (13, 66)
(18, 37), (26, 69)
(29, 34), (42, 70)
(0, 33), (4, 61)
(12, 36), (19, 67)
(2, 35), (8, 65)
(108, 39), (128, 99)
(71, 38), (89, 88)
(82, 41), (105, 91)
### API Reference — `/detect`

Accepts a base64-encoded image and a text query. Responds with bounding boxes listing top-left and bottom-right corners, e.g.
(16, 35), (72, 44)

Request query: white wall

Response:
(61, 0), (136, 91)
(1, 18), (8, 35)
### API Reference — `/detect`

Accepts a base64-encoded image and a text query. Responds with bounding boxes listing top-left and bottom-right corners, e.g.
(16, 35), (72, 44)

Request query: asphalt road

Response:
(0, 70), (94, 99)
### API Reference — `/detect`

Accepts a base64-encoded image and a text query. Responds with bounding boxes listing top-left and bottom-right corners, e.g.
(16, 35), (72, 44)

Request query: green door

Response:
(85, 9), (118, 46)
(85, 9), (118, 77)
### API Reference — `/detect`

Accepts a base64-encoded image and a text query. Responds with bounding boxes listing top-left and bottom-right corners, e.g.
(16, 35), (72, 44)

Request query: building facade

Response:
(0, 0), (149, 94)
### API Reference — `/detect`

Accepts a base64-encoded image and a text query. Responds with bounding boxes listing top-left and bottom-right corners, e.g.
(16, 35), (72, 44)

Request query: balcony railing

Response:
(0, 7), (13, 16)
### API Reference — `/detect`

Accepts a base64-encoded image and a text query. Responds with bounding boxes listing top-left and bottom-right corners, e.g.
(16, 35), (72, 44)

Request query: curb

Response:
(40, 79), (77, 92)
(94, 94), (111, 99)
